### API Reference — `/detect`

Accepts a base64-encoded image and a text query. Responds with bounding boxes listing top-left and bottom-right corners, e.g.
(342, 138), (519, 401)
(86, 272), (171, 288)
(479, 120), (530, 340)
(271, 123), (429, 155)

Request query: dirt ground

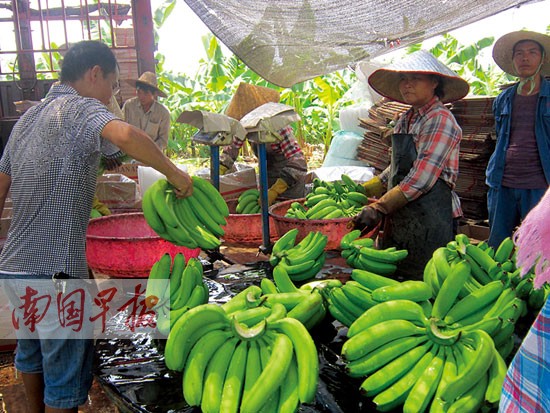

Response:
(0, 351), (117, 412)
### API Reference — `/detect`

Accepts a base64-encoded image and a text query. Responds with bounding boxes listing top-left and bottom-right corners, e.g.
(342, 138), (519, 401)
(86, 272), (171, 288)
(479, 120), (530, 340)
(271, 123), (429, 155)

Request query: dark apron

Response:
(381, 133), (453, 279)
(253, 145), (306, 199)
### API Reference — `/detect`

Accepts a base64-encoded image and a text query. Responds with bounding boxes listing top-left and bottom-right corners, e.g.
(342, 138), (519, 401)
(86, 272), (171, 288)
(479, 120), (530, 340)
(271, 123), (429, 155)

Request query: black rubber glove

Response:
(350, 206), (383, 235)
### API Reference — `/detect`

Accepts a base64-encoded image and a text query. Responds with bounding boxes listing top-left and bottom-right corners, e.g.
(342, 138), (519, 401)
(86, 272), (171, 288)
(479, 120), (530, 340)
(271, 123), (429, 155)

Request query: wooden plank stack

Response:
(450, 97), (496, 221)
(356, 99), (410, 173)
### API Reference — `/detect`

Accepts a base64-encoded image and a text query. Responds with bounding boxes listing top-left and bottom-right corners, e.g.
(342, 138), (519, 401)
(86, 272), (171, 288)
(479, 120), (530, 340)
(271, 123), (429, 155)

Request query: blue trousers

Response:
(487, 186), (547, 248)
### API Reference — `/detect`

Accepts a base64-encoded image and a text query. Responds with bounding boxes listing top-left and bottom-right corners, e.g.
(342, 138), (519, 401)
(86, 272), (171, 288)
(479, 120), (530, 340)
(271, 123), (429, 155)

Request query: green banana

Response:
(184, 193), (225, 237)
(150, 180), (179, 228)
(170, 192), (221, 250)
(358, 245), (409, 264)
(269, 317), (319, 403)
(192, 175), (229, 218)
(439, 330), (495, 404)
(430, 347), (458, 413)
(288, 254), (325, 282)
(221, 285), (263, 315)
(352, 253), (398, 275)
(232, 306), (272, 327)
(220, 339), (248, 413)
(493, 236), (515, 264)
(277, 355), (300, 413)
(279, 258), (318, 276)
(328, 302), (355, 327)
(169, 252), (186, 305)
(342, 319), (426, 362)
(284, 232), (327, 265)
(402, 345), (445, 413)
(484, 348), (508, 405)
(360, 341), (433, 397)
(189, 179), (227, 227)
(271, 228), (299, 256)
(260, 277), (279, 295)
(272, 265), (299, 293)
(464, 243), (500, 279)
(141, 182), (167, 234)
(430, 259), (471, 319)
(200, 336), (240, 413)
(340, 229), (362, 250)
(182, 328), (232, 406)
(286, 290), (324, 326)
(171, 257), (203, 310)
(373, 345), (437, 412)
(350, 237), (376, 248)
(351, 268), (399, 290)
(155, 303), (171, 336)
(446, 370), (488, 413)
(329, 286), (364, 320)
(164, 304), (230, 371)
(372, 280), (433, 303)
(443, 279), (505, 324)
(240, 333), (293, 413)
(423, 258), (442, 296)
(242, 340), (262, 405)
(345, 335), (428, 378)
(459, 316), (503, 337)
(341, 281), (379, 311)
(145, 253), (171, 309)
(348, 299), (428, 337)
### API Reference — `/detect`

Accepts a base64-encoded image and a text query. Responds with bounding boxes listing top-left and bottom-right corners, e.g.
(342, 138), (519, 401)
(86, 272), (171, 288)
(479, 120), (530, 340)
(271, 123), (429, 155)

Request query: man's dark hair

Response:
(59, 40), (117, 83)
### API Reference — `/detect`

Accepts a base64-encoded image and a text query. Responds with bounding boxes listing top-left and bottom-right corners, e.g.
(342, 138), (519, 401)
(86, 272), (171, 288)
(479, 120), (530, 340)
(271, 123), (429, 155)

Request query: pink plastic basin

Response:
(222, 199), (278, 246)
(86, 212), (200, 278)
(268, 198), (376, 251)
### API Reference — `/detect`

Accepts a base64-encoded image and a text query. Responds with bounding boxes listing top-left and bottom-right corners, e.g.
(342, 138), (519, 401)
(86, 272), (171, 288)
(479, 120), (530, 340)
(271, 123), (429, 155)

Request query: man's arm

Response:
(0, 172), (11, 221)
(101, 119), (192, 196)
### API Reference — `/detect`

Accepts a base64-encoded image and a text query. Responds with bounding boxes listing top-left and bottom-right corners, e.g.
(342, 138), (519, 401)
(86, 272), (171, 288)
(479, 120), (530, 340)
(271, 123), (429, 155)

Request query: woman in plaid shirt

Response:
(352, 50), (469, 278)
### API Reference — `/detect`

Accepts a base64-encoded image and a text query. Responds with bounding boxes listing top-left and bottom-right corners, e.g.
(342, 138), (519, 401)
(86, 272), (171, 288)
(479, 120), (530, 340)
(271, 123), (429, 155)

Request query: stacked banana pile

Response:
(144, 253), (209, 336)
(142, 176), (229, 250)
(164, 302), (319, 413)
(269, 228), (328, 282)
(285, 175), (369, 219)
(333, 233), (549, 412)
(235, 188), (261, 214)
(340, 229), (408, 275)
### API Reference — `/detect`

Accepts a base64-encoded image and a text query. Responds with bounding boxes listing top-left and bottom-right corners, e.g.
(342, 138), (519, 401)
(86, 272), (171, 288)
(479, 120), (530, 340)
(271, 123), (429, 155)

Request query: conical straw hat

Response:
(225, 83), (280, 120)
(492, 30), (550, 77)
(368, 50), (469, 104)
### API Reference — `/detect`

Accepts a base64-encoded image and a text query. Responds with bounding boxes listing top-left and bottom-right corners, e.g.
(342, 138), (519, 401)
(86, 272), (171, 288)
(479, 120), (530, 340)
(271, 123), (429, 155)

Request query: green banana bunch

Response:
(340, 234), (407, 275)
(145, 254), (210, 335)
(271, 230), (328, 282)
(236, 188), (261, 214)
(142, 176), (229, 250)
(284, 174), (368, 220)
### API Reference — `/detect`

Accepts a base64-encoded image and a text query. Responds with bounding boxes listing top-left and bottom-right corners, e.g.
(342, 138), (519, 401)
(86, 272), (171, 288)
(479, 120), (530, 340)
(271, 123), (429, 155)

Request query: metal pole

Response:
(257, 142), (271, 253)
(210, 145), (220, 191)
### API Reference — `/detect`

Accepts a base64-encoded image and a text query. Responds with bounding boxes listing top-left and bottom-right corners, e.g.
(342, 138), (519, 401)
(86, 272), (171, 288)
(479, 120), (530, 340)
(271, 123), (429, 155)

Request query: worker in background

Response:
(485, 30), (550, 248)
(123, 71), (171, 151)
(0, 40), (192, 412)
(220, 83), (308, 205)
(352, 50), (469, 277)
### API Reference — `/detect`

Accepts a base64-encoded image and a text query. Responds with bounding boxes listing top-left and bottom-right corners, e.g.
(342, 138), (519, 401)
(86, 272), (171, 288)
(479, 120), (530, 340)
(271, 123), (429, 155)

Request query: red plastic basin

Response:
(222, 199), (278, 246)
(86, 212), (200, 278)
(268, 198), (376, 251)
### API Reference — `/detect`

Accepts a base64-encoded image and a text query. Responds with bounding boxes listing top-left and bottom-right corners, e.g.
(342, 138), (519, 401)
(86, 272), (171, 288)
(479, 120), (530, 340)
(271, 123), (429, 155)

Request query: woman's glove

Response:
(351, 186), (408, 232)
(267, 178), (288, 205)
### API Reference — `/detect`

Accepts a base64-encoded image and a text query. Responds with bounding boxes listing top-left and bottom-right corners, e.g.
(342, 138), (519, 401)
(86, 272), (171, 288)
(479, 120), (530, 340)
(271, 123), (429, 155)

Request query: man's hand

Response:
(168, 171), (194, 198)
(267, 178), (288, 206)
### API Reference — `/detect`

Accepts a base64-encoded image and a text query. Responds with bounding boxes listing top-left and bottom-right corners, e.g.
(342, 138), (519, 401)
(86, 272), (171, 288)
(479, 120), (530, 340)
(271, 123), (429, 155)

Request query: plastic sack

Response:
(309, 165), (375, 184)
(323, 130), (367, 168)
(338, 104), (371, 135)
(96, 174), (141, 210)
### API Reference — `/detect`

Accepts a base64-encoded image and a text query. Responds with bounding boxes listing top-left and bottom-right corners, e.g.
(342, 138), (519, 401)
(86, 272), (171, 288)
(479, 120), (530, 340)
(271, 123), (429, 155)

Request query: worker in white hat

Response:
(220, 83), (308, 204)
(486, 30), (550, 249)
(351, 50), (469, 277)
(123, 71), (171, 151)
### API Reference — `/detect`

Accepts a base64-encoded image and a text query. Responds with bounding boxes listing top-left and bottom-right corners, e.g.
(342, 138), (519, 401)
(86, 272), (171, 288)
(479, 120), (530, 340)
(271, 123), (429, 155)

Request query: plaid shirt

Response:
(0, 83), (118, 278)
(499, 296), (550, 413)
(226, 126), (302, 158)
(380, 96), (463, 218)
